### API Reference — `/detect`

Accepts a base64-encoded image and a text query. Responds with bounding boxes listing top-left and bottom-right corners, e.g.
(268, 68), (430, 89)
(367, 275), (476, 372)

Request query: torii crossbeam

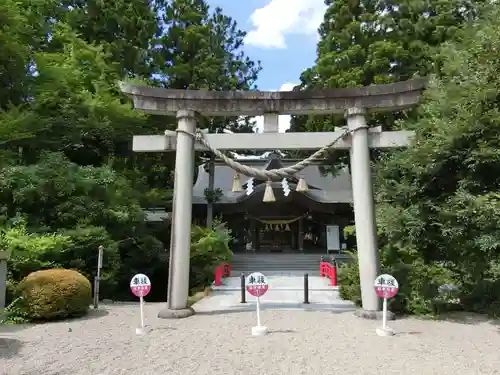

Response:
(132, 127), (414, 152)
(121, 78), (427, 320)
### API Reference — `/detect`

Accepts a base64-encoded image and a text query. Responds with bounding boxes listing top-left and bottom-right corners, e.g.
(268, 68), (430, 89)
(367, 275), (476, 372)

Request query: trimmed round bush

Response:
(16, 268), (92, 321)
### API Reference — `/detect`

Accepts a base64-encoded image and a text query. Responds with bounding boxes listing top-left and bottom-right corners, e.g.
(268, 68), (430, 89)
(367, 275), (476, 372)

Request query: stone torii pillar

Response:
(120, 78), (427, 319)
(346, 107), (380, 313)
(161, 110), (198, 318)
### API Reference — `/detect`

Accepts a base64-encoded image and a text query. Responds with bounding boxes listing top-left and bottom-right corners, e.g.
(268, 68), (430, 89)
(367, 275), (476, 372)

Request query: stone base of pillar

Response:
(354, 309), (395, 321)
(158, 306), (195, 319)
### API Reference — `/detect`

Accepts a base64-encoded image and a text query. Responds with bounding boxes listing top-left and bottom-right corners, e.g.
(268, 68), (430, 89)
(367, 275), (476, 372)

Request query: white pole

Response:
(97, 245), (103, 270)
(256, 296), (261, 327)
(382, 298), (387, 330)
(140, 296), (145, 329)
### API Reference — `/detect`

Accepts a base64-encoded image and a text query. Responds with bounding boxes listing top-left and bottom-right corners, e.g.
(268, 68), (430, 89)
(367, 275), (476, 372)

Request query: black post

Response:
(303, 273), (309, 304)
(240, 272), (246, 303)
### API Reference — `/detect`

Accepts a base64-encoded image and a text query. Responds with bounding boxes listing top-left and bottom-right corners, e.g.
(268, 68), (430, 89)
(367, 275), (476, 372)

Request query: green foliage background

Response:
(2, 0), (500, 321)
(337, 2), (500, 317)
(0, 0), (252, 318)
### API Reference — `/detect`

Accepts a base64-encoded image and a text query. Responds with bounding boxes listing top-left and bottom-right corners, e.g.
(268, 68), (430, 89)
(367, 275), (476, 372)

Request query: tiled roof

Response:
(192, 158), (353, 204)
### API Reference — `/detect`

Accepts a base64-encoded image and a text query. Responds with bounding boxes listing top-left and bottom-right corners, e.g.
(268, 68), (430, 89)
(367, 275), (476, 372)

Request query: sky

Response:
(207, 0), (328, 132)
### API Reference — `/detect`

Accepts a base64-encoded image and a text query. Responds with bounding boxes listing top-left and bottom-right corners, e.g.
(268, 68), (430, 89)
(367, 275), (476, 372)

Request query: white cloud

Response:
(253, 82), (298, 133)
(244, 0), (327, 49)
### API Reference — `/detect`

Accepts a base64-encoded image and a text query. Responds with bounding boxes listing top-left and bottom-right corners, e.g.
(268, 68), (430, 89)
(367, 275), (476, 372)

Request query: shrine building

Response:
(192, 151), (355, 261)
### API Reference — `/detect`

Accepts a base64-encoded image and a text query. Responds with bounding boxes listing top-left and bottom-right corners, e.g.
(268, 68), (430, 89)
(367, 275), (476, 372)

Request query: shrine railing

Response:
(214, 262), (231, 286)
(320, 258), (338, 287)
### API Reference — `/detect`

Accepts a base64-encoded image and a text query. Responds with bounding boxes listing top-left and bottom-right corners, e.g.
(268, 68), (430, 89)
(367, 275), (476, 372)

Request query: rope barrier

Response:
(176, 128), (354, 181)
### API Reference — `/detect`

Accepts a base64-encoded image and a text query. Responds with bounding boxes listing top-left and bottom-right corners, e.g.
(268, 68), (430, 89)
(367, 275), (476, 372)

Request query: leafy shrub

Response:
(388, 260), (456, 315)
(1, 224), (121, 303)
(116, 234), (167, 301)
(0, 152), (178, 303)
(338, 250), (456, 316)
(190, 221), (232, 288)
(8, 268), (92, 321)
(0, 152), (145, 233)
(338, 253), (361, 306)
(59, 226), (119, 298)
(1, 226), (72, 281)
(459, 260), (500, 317)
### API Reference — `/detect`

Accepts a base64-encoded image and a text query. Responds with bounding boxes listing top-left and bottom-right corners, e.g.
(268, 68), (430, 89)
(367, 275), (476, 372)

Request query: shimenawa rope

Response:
(176, 128), (353, 181)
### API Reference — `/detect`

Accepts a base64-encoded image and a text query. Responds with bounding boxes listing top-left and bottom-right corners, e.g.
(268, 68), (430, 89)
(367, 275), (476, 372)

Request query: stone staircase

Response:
(230, 252), (351, 276)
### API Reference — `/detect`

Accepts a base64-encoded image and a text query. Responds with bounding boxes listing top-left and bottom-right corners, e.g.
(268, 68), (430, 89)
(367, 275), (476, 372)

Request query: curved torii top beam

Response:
(119, 77), (427, 117)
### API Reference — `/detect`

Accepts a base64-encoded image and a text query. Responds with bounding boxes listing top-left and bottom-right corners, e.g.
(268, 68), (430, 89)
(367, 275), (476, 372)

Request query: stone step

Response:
(228, 253), (347, 275)
(231, 253), (350, 259)
(231, 262), (320, 267)
(232, 268), (319, 270)
(231, 269), (320, 274)
(231, 261), (323, 270)
(231, 267), (319, 273)
(230, 270), (321, 277)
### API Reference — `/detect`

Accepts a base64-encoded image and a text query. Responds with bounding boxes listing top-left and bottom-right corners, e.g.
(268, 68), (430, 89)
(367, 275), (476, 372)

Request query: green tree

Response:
(63, 0), (160, 77)
(0, 152), (167, 300)
(290, 0), (483, 133)
(7, 0), (160, 77)
(1, 0), (260, 196)
(0, 0), (32, 109)
(376, 3), (500, 315)
(153, 0), (261, 133)
(0, 0), (262, 304)
(0, 22), (150, 166)
(155, 0), (260, 91)
(0, 152), (144, 233)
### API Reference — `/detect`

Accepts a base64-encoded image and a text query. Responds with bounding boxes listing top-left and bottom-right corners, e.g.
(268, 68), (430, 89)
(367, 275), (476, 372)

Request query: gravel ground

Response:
(1, 302), (500, 375)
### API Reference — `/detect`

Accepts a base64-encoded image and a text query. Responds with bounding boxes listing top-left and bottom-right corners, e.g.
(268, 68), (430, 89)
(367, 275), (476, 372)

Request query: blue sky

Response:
(207, 0), (326, 92)
(206, 0), (327, 132)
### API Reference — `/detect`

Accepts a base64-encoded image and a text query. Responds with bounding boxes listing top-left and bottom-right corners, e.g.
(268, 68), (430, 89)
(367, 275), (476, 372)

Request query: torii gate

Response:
(120, 78), (427, 319)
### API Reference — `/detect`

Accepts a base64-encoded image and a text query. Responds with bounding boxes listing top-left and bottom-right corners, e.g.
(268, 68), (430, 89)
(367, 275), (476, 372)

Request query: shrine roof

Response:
(192, 160), (353, 204)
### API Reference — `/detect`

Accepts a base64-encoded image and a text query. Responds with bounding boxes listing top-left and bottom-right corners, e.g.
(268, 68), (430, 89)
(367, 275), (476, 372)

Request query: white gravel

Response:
(1, 303), (500, 375)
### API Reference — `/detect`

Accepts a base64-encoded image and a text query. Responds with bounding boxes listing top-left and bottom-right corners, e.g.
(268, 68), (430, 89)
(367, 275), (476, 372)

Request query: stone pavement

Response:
(192, 275), (355, 314)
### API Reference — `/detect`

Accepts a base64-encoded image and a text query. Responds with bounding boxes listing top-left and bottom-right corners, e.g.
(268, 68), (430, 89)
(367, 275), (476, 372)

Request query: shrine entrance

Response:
(121, 77), (427, 319)
(191, 154), (355, 254)
(258, 220), (295, 253)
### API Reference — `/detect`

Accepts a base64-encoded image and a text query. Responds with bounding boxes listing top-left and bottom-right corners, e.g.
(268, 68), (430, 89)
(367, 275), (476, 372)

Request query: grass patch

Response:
(187, 287), (212, 307)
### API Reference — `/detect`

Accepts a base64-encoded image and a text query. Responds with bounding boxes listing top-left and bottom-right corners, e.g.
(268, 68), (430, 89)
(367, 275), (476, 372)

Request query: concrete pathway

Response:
(192, 275), (355, 314)
(213, 275), (337, 291)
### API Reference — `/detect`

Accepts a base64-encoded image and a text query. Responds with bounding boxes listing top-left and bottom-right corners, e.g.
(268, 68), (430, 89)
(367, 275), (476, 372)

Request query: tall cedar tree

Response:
(152, 0), (261, 133)
(290, 0), (482, 133)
